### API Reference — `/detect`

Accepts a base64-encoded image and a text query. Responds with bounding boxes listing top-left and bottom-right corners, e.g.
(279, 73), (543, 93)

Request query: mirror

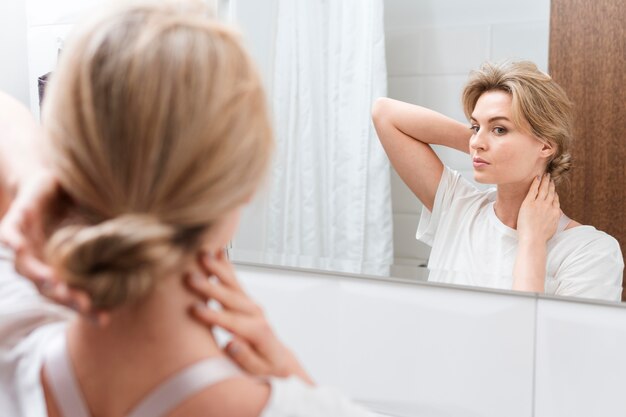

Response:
(229, 0), (625, 304)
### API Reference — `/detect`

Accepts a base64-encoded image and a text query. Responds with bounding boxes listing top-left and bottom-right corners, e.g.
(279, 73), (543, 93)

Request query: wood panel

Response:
(549, 0), (626, 299)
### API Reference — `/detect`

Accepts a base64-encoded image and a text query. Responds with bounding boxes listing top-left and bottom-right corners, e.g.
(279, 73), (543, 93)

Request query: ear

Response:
(539, 141), (555, 160)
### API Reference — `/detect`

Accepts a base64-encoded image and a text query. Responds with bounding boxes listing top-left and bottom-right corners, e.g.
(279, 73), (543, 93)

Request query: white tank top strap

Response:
(43, 333), (91, 417)
(127, 356), (244, 417)
(43, 331), (244, 417)
(557, 213), (572, 233)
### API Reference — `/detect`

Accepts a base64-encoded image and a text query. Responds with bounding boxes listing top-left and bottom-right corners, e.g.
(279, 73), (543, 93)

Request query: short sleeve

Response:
(555, 234), (624, 301)
(416, 166), (482, 246)
(261, 376), (380, 417)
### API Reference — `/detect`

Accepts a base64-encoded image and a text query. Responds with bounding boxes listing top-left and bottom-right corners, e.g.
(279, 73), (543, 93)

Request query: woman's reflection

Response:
(373, 60), (623, 301)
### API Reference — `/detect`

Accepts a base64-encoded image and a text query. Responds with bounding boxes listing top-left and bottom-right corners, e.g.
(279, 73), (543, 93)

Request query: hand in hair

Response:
(0, 172), (93, 315)
(188, 250), (314, 385)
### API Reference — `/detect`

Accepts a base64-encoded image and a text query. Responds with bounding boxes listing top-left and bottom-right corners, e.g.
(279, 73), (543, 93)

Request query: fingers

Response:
(553, 189), (560, 208)
(192, 303), (253, 339)
(226, 337), (272, 376)
(546, 178), (556, 201)
(537, 173), (551, 200)
(526, 175), (541, 201)
(187, 273), (260, 315)
(197, 250), (243, 292)
(14, 252), (53, 284)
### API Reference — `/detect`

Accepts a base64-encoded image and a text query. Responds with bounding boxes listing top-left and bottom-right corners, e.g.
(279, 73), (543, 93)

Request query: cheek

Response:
(493, 142), (540, 176)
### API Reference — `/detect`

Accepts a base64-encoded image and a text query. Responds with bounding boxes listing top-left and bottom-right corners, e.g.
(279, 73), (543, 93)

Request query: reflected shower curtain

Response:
(263, 0), (393, 275)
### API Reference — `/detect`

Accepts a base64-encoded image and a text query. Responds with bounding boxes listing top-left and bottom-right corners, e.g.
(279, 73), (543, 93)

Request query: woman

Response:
(372, 61), (623, 301)
(0, 3), (376, 416)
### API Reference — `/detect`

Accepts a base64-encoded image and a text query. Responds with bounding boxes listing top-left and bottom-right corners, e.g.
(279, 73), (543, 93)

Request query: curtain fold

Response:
(236, 0), (393, 276)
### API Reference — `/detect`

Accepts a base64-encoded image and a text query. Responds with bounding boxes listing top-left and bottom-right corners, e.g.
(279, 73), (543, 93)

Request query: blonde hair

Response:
(42, 1), (273, 309)
(462, 61), (574, 184)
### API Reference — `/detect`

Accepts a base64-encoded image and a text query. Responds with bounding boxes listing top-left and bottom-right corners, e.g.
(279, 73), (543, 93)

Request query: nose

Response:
(469, 129), (487, 152)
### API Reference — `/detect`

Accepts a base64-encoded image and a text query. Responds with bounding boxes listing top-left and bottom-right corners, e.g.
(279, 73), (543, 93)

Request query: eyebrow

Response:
(470, 115), (512, 123)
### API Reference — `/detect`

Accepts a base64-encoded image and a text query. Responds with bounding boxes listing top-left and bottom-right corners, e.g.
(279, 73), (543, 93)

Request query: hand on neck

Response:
(494, 174), (542, 230)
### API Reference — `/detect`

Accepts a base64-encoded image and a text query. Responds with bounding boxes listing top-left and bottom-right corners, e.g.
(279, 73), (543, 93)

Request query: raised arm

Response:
(0, 92), (94, 315)
(371, 98), (472, 211)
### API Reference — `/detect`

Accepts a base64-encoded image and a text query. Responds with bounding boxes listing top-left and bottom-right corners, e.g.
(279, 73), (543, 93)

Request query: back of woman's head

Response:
(42, 1), (273, 309)
(462, 60), (574, 184)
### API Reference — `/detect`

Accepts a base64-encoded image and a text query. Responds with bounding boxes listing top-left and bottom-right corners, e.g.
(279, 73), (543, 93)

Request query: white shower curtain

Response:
(257, 0), (393, 276)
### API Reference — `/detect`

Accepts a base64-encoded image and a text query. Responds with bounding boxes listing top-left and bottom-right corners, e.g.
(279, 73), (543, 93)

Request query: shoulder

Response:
(170, 375), (270, 417)
(439, 166), (493, 204)
(555, 224), (623, 262)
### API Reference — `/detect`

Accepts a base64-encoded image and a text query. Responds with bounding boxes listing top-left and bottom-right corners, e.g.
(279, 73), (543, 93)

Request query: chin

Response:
(473, 172), (494, 184)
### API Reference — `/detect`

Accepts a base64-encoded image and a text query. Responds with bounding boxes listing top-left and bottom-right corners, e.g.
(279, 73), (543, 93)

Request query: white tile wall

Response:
(386, 26), (490, 77)
(388, 75), (467, 121)
(338, 279), (535, 417)
(237, 263), (626, 416)
(26, 24), (74, 118)
(24, 0), (105, 117)
(236, 265), (344, 384)
(25, 0), (102, 27)
(384, 0), (550, 279)
(491, 22), (550, 71)
(384, 0), (550, 28)
(237, 264), (536, 417)
(392, 212), (424, 259)
(0, 0), (29, 105)
(535, 298), (626, 417)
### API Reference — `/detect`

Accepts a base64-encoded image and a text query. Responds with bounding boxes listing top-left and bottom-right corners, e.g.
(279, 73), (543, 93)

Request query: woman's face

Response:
(469, 90), (551, 185)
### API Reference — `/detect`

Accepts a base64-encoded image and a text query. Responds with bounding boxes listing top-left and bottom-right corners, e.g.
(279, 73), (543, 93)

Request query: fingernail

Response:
(69, 301), (82, 313)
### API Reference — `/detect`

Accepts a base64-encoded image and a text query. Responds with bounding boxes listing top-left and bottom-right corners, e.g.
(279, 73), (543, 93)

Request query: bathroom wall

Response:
(23, 0), (105, 119)
(384, 0), (551, 280)
(0, 0), (30, 104)
(237, 262), (626, 417)
(236, 263), (536, 417)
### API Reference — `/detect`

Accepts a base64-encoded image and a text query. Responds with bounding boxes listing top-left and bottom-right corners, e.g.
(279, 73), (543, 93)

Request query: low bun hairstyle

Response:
(41, 1), (273, 309)
(462, 61), (574, 185)
(47, 215), (196, 309)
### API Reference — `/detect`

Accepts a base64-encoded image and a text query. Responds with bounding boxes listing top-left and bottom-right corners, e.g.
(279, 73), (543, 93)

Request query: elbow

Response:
(371, 97), (393, 129)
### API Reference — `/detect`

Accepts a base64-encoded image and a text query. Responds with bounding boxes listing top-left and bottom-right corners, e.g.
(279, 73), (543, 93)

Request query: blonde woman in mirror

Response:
(372, 61), (623, 302)
(0, 2), (378, 416)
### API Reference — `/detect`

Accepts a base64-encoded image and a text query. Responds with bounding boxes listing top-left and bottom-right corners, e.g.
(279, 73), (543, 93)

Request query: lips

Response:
(472, 156), (490, 168)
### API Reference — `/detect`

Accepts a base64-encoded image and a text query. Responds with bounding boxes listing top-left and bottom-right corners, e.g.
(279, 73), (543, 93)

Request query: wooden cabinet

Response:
(549, 0), (626, 299)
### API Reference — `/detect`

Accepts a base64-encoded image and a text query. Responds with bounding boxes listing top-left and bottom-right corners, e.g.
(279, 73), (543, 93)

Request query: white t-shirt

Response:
(417, 166), (624, 301)
(0, 258), (378, 417)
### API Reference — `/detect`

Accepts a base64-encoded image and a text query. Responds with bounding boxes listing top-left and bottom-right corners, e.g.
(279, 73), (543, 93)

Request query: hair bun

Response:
(548, 152), (572, 185)
(47, 214), (186, 309)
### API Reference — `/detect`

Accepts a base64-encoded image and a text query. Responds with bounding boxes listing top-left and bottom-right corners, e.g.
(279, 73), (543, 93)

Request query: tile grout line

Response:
(531, 296), (538, 417)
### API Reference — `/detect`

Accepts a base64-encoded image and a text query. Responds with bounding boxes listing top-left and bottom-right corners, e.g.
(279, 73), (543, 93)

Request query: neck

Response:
(66, 266), (222, 414)
(494, 178), (536, 229)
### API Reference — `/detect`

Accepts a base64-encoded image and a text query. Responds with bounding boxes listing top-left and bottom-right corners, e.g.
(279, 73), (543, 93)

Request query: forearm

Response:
(372, 98), (471, 153)
(512, 239), (547, 293)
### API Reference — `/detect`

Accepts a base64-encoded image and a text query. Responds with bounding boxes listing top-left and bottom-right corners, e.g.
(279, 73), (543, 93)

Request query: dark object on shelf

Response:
(38, 72), (52, 108)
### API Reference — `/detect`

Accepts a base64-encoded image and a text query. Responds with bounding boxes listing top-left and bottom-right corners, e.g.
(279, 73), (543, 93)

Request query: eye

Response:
(493, 126), (507, 135)
(470, 124), (479, 133)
